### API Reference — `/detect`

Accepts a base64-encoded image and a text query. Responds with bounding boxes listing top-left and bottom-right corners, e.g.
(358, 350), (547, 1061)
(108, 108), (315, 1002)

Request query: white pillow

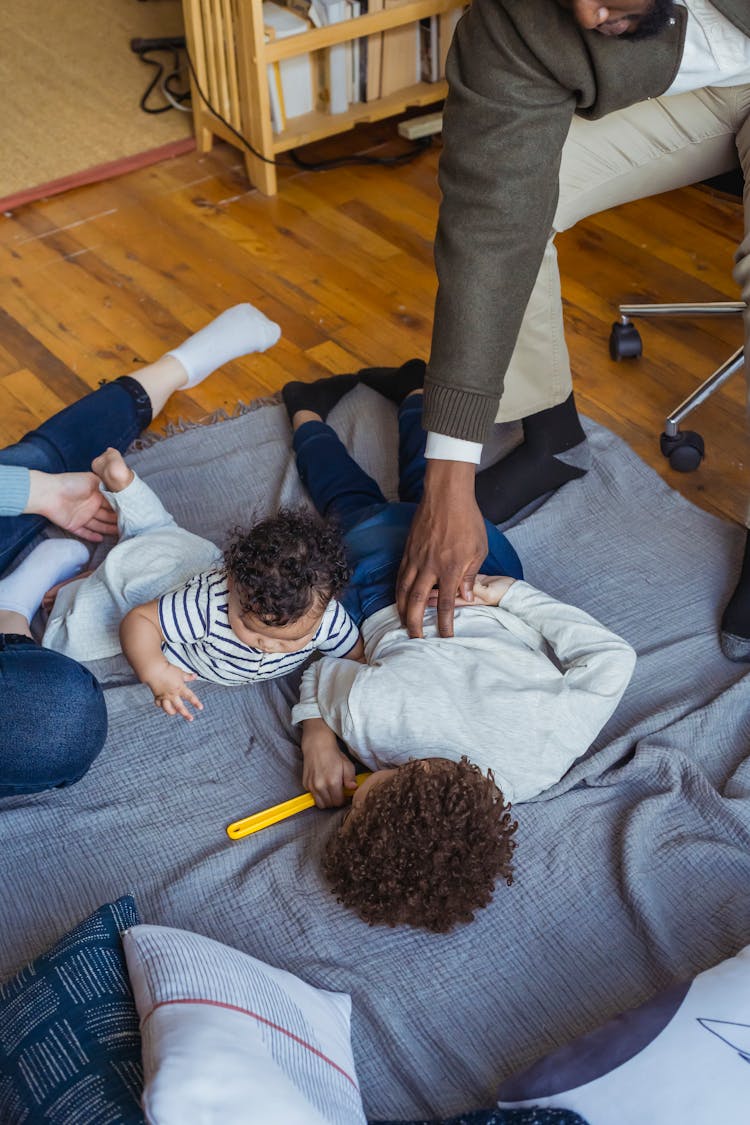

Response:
(497, 942), (750, 1124)
(123, 924), (366, 1125)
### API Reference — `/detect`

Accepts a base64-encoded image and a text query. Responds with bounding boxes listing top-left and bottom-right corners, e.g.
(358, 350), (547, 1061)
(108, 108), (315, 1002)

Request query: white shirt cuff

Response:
(291, 702), (323, 725)
(425, 432), (483, 464)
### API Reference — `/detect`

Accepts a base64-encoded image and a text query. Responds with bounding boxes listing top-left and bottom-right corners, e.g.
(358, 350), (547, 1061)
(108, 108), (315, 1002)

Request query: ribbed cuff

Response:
(422, 381), (499, 444)
(0, 466), (31, 516)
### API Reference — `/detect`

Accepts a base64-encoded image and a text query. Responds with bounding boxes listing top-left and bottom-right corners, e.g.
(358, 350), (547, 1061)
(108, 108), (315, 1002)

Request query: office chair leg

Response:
(609, 305), (745, 472)
(659, 345), (744, 471)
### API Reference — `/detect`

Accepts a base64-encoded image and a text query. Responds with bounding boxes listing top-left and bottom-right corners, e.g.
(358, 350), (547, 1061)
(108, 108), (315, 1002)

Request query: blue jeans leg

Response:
(293, 420), (388, 533)
(0, 636), (108, 797)
(0, 376), (152, 573)
(397, 394), (428, 504)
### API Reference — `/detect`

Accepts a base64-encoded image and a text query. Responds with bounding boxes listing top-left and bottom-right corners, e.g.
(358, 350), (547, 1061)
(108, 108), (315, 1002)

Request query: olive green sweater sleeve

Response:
(423, 0), (687, 442)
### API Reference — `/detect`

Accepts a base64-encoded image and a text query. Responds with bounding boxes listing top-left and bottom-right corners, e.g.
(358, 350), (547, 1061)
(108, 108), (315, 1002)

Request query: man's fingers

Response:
(401, 574), (438, 639)
(72, 528), (103, 543)
(395, 558), (418, 623)
(460, 572), (478, 603)
(436, 583), (459, 639)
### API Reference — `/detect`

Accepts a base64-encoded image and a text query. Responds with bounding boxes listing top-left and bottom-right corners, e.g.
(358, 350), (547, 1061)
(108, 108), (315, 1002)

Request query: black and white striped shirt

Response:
(158, 570), (358, 684)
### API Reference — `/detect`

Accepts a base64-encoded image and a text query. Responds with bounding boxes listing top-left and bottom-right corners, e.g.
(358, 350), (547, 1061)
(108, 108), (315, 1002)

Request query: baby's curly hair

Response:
(224, 508), (351, 626)
(323, 757), (517, 933)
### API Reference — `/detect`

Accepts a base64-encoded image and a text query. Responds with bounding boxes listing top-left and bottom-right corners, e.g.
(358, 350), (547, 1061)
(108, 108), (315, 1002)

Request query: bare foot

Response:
(92, 448), (134, 493)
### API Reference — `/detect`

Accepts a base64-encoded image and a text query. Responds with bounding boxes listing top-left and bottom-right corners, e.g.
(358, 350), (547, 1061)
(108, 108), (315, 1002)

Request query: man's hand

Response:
(27, 470), (118, 542)
(301, 718), (357, 808)
(147, 664), (203, 722)
(397, 459), (487, 638)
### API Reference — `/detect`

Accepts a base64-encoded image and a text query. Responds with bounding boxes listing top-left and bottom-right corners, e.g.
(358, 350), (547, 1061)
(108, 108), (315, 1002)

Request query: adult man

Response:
(400, 0), (750, 663)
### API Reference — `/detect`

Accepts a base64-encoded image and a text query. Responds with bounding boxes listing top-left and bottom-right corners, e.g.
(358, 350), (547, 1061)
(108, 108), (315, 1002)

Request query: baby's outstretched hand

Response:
(147, 664), (203, 722)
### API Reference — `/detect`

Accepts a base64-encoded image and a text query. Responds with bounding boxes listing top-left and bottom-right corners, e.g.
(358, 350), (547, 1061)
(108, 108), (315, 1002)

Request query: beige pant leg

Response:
(496, 86), (747, 424)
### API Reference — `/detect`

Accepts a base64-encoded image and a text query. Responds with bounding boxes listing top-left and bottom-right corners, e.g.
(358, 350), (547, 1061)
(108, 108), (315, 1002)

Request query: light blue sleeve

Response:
(0, 466), (31, 516)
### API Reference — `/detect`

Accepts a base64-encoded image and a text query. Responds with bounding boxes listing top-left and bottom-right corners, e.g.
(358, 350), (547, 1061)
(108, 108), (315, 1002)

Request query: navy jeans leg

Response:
(293, 420), (388, 533)
(0, 636), (108, 797)
(397, 395), (427, 503)
(0, 376), (152, 572)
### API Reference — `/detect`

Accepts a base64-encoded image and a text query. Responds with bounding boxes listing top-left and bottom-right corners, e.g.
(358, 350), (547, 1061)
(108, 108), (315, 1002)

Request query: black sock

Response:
(475, 393), (590, 524)
(720, 530), (750, 662)
(359, 358), (426, 404)
(281, 372), (359, 422)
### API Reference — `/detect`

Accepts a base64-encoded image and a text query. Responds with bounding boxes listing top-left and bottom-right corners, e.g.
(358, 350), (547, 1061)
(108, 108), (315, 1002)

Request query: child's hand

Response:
(469, 574), (516, 606)
(147, 664), (203, 722)
(301, 719), (357, 808)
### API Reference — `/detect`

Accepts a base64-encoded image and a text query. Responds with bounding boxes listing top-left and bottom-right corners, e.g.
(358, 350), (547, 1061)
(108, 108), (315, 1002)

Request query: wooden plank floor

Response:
(1, 128), (747, 526)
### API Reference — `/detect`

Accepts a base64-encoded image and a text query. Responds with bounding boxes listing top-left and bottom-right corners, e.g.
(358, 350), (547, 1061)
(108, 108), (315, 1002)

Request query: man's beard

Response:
(623, 0), (677, 39)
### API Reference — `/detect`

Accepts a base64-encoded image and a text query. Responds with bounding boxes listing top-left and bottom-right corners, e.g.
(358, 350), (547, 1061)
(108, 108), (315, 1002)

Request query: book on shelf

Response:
(365, 0), (384, 101)
(347, 0), (362, 104)
(420, 15), (439, 83)
(316, 0), (350, 114)
(380, 0), (420, 98)
(263, 1), (315, 132)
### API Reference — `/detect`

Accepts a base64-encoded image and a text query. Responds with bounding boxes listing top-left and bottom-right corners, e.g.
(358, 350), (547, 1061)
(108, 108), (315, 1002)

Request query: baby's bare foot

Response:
(92, 448), (134, 493)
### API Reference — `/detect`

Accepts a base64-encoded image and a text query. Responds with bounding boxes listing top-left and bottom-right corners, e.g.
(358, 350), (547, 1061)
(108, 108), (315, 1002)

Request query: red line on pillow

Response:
(141, 998), (360, 1089)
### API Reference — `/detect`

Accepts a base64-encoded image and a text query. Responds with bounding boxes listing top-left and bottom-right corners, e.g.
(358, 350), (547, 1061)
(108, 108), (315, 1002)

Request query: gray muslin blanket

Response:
(1, 387), (749, 1121)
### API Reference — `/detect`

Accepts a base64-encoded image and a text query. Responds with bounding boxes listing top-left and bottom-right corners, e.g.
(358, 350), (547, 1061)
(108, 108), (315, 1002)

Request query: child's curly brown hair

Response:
(323, 757), (517, 933)
(224, 508), (351, 626)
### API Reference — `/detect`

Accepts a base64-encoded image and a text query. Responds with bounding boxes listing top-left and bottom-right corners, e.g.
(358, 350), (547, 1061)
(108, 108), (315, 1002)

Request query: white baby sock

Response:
(166, 303), (282, 389)
(0, 539), (89, 621)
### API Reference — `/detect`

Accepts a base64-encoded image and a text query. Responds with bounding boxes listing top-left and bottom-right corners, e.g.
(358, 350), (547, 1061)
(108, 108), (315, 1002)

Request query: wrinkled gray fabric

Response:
(2, 388), (748, 1121)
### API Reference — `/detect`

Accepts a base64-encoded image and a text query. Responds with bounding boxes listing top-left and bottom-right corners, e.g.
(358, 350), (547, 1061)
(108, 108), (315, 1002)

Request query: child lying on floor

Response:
(281, 363), (637, 933)
(41, 447), (362, 717)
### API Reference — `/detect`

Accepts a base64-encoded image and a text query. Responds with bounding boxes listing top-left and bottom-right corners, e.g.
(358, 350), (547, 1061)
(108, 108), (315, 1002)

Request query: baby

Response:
(43, 449), (362, 718)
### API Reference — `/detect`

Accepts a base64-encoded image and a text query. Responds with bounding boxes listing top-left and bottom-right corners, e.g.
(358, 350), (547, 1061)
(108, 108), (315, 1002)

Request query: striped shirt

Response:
(158, 570), (359, 684)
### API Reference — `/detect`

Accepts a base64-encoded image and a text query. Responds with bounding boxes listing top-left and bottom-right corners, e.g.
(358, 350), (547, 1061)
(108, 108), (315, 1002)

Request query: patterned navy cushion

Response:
(0, 895), (145, 1125)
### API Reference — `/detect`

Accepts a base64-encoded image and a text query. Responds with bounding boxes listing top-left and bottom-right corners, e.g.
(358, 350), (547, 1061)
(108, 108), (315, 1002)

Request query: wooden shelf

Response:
(182, 0), (462, 194)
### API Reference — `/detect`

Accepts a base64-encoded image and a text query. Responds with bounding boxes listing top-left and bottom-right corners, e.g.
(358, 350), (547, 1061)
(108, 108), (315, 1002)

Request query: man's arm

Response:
(396, 459), (487, 638)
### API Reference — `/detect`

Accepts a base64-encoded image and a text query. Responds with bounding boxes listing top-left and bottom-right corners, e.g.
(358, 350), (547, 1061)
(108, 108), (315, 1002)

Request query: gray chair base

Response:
(609, 302), (745, 472)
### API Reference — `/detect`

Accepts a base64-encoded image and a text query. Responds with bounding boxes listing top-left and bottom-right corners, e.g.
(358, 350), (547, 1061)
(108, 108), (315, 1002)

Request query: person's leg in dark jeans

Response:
(0, 637), (107, 797)
(292, 420), (389, 533)
(1, 302), (281, 573)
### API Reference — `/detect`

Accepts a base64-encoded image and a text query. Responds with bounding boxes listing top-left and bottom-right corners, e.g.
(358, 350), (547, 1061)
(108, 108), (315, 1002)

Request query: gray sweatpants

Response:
(42, 474), (222, 661)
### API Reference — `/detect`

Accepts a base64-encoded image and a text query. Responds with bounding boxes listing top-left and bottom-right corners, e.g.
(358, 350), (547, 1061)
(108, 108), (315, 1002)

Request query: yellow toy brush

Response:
(226, 772), (371, 840)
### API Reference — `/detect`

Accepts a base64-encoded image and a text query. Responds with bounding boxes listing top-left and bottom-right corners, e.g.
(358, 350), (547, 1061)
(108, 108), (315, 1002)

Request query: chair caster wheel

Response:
(660, 430), (705, 472)
(609, 321), (643, 360)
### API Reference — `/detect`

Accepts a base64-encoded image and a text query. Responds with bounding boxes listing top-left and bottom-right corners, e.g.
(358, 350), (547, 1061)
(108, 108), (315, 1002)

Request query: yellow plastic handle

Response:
(226, 772), (371, 840)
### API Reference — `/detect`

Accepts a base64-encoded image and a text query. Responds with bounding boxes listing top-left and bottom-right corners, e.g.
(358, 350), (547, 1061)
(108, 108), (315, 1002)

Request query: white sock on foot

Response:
(166, 304), (282, 389)
(0, 539), (90, 620)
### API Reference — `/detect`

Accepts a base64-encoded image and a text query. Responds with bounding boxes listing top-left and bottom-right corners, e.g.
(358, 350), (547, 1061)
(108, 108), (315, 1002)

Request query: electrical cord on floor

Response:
(181, 44), (434, 171)
(131, 39), (191, 115)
